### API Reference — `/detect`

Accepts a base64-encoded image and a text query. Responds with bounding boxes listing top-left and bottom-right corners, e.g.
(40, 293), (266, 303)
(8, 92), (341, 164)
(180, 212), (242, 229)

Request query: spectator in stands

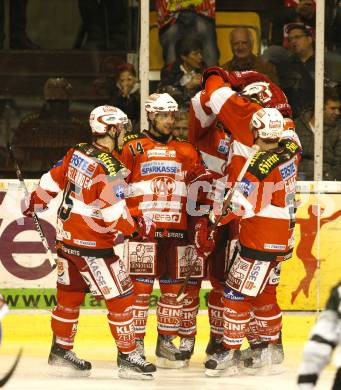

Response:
(270, 0), (316, 47)
(295, 87), (341, 180)
(0, 0), (39, 49)
(155, 0), (219, 66)
(11, 78), (90, 178)
(93, 61), (140, 129)
(221, 27), (279, 84)
(78, 0), (128, 50)
(160, 35), (205, 108)
(276, 23), (315, 117)
(173, 110), (189, 140)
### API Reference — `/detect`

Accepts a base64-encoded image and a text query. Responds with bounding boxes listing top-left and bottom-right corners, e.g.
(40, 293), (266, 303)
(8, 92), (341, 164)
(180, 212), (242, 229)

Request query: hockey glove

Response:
(194, 217), (216, 256)
(135, 215), (156, 241)
(185, 163), (213, 185)
(201, 67), (230, 90)
(21, 191), (49, 217)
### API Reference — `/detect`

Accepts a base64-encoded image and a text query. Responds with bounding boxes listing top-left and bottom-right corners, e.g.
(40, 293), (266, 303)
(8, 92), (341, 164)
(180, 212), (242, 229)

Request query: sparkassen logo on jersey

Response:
(140, 160), (181, 176)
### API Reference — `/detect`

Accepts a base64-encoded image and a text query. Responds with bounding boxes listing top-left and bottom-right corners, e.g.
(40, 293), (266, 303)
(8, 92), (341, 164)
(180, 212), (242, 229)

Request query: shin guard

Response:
(106, 294), (136, 353)
(207, 282), (224, 338)
(51, 289), (84, 349)
(157, 292), (183, 336)
(131, 278), (154, 339)
(223, 290), (251, 349)
(179, 283), (200, 338)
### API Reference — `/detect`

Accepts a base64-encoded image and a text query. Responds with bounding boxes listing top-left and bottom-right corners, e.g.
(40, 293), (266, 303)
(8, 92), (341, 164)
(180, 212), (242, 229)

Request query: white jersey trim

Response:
(210, 87), (236, 115)
(39, 171), (62, 193)
(191, 91), (216, 128)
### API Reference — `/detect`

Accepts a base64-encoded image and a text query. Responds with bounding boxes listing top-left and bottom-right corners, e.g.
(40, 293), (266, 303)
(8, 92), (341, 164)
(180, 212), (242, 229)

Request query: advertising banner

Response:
(1, 180), (341, 311)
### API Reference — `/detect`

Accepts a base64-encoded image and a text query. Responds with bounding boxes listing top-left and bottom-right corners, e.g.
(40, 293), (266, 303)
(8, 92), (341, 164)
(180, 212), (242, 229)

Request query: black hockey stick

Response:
(176, 145), (260, 302)
(7, 143), (57, 270)
(0, 348), (22, 387)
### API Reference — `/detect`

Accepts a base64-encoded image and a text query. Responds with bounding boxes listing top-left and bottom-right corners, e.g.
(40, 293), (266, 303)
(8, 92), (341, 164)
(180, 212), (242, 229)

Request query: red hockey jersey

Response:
(119, 130), (205, 236)
(219, 143), (300, 261)
(34, 143), (135, 254)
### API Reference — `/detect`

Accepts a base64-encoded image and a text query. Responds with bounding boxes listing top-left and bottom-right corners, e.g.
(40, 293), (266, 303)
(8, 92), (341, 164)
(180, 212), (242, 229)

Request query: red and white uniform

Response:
(38, 143), (135, 252)
(120, 130), (203, 235)
(119, 129), (206, 340)
(189, 93), (232, 339)
(156, 0), (215, 29)
(30, 142), (138, 353)
(219, 146), (300, 349)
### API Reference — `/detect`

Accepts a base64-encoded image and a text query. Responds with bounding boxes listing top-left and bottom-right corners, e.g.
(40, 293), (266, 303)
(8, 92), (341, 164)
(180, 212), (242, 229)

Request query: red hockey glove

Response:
(194, 218), (216, 255)
(21, 191), (49, 217)
(136, 216), (156, 241)
(201, 67), (230, 90)
(228, 70), (271, 90)
(185, 164), (213, 185)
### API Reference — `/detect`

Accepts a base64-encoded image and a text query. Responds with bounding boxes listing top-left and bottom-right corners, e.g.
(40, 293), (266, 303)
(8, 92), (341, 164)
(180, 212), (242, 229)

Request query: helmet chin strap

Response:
(108, 125), (120, 150)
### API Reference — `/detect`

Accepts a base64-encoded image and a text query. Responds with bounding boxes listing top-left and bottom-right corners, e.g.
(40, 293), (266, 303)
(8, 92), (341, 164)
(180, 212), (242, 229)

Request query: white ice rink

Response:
(0, 312), (336, 389)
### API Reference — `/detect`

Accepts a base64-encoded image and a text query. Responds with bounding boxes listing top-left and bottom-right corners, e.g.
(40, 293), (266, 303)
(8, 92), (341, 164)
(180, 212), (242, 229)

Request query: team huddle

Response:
(22, 67), (302, 380)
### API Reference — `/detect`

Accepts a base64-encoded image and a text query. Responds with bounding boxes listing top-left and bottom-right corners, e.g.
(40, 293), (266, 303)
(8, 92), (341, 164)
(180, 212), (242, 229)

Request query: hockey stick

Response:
(7, 143), (57, 270)
(176, 144), (260, 302)
(0, 348), (22, 387)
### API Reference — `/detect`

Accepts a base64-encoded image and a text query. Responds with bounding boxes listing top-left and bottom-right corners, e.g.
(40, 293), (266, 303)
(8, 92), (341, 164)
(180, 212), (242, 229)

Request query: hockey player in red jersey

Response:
(119, 93), (213, 368)
(204, 107), (301, 377)
(22, 105), (157, 380)
(189, 68), (300, 360)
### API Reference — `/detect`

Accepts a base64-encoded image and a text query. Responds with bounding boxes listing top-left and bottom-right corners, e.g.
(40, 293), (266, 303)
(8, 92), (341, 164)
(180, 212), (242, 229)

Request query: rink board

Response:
(1, 180), (341, 311)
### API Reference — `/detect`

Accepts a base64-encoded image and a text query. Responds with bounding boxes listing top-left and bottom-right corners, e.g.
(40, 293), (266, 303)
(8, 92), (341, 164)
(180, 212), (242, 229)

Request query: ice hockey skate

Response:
(155, 334), (186, 368)
(135, 338), (146, 359)
(179, 337), (195, 366)
(205, 335), (222, 361)
(48, 344), (92, 377)
(204, 346), (240, 377)
(242, 343), (285, 375)
(117, 349), (156, 380)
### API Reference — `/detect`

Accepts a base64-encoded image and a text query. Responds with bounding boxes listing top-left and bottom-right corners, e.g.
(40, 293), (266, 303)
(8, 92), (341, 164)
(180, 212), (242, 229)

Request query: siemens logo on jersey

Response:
(279, 160), (296, 180)
(70, 152), (97, 178)
(141, 160), (181, 176)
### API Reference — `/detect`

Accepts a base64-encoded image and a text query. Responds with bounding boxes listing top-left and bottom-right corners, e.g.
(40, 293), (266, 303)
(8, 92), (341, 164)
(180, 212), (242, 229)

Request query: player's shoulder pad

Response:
(118, 130), (145, 152)
(248, 144), (297, 180)
(74, 143), (125, 176)
(123, 129), (144, 144)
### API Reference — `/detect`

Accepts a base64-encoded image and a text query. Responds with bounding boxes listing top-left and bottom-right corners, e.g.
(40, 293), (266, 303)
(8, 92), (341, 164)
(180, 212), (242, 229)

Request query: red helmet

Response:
(241, 80), (292, 118)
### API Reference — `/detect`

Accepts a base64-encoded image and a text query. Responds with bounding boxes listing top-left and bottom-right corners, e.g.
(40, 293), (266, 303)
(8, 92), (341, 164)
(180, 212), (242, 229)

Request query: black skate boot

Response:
(179, 337), (195, 366)
(155, 334), (186, 369)
(205, 346), (240, 377)
(48, 344), (92, 377)
(117, 349), (156, 380)
(205, 335), (222, 361)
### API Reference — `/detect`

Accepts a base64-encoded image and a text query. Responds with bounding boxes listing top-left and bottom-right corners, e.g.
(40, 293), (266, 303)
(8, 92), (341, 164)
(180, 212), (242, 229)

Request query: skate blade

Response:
(205, 365), (238, 377)
(205, 368), (223, 377)
(243, 363), (285, 376)
(118, 368), (155, 380)
(47, 364), (91, 378)
(155, 356), (186, 369)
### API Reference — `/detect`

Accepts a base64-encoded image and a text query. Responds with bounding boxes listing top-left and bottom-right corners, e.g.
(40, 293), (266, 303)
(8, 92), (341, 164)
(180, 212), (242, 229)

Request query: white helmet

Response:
(145, 93), (178, 113)
(250, 108), (284, 140)
(89, 105), (129, 135)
